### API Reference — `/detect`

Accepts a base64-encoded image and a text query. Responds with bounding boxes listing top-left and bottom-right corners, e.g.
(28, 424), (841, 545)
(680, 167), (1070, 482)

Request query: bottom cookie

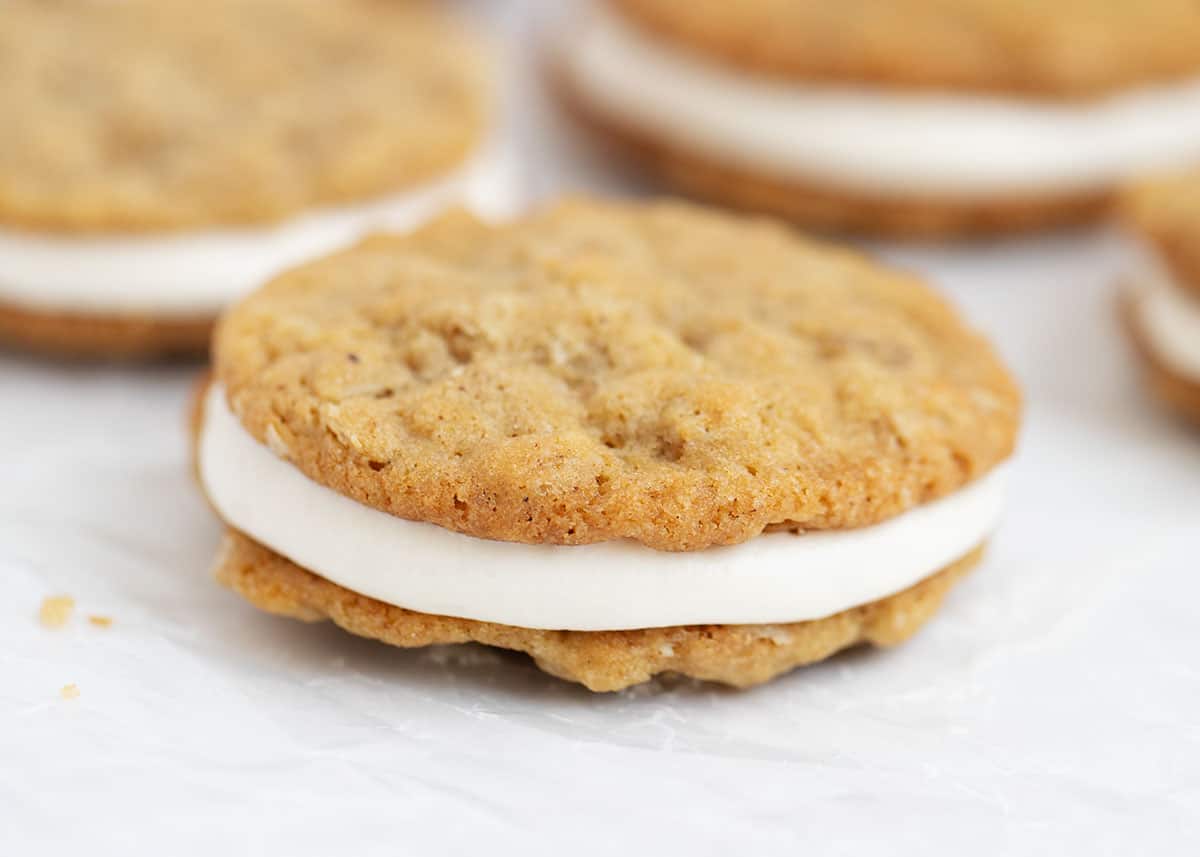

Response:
(0, 301), (211, 360)
(554, 70), (1108, 239)
(1122, 293), (1200, 425)
(214, 528), (983, 692)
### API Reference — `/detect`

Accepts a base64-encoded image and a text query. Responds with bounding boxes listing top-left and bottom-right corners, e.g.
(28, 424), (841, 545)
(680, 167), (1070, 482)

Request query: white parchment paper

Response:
(2, 3), (1197, 853)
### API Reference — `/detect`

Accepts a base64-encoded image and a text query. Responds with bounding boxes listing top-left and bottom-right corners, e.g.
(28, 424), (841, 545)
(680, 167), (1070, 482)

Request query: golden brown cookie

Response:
(214, 200), (1019, 550)
(213, 527), (983, 692)
(195, 198), (1019, 690)
(0, 0), (486, 232)
(552, 2), (1200, 237)
(557, 77), (1109, 239)
(1119, 175), (1200, 424)
(0, 0), (489, 358)
(611, 0), (1200, 97)
(1123, 171), (1200, 300)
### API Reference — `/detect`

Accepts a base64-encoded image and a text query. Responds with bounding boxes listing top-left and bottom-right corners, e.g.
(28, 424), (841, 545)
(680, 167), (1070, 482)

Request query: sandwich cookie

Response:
(194, 199), (1021, 691)
(553, 1), (1200, 237)
(0, 0), (505, 358)
(1122, 172), (1200, 424)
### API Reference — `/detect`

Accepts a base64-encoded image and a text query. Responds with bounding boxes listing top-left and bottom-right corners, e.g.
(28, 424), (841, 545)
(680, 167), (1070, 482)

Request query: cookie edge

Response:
(213, 526), (983, 692)
(551, 59), (1111, 238)
(1121, 289), (1200, 424)
(609, 0), (1200, 98)
(0, 300), (211, 360)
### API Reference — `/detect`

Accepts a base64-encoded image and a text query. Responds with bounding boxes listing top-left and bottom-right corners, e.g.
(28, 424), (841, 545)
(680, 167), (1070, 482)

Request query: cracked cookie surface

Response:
(0, 0), (487, 232)
(214, 198), (1019, 550)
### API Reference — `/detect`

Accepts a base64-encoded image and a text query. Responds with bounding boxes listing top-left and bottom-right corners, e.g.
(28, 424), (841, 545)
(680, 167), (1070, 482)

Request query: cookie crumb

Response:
(60, 684), (80, 700)
(88, 615), (113, 628)
(39, 595), (75, 629)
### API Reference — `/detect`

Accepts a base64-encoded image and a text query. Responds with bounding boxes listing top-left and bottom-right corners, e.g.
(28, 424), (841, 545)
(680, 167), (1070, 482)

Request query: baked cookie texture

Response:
(1123, 171), (1200, 300)
(610, 0), (1200, 97)
(214, 199), (1020, 551)
(213, 527), (983, 692)
(0, 303), (211, 360)
(0, 0), (487, 232)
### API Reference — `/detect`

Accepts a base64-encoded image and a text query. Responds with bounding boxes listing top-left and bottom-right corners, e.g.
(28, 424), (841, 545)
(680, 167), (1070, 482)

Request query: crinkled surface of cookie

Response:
(215, 199), (1019, 550)
(611, 0), (1200, 96)
(0, 0), (487, 232)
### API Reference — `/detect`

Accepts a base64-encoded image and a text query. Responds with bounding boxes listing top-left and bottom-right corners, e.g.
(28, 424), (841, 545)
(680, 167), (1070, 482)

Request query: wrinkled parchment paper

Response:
(2, 3), (1198, 853)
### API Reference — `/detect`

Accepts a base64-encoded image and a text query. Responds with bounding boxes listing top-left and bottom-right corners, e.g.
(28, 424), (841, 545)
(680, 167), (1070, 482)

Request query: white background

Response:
(2, 3), (1198, 854)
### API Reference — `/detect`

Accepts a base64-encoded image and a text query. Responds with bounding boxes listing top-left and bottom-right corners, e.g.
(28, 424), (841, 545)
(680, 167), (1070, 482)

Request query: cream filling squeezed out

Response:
(199, 383), (1007, 631)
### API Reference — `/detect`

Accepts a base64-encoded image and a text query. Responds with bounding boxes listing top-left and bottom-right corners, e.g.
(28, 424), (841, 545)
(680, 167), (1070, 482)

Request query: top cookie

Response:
(214, 199), (1019, 551)
(610, 0), (1200, 97)
(0, 0), (487, 233)
(1123, 171), (1200, 298)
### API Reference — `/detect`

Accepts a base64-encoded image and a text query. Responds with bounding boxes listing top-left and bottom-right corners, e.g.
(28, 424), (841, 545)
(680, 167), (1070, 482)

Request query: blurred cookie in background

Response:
(552, 1), (1200, 238)
(1122, 172), (1200, 425)
(0, 0), (508, 359)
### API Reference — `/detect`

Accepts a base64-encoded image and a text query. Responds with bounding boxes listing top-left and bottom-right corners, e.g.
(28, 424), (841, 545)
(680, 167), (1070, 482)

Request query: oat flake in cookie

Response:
(194, 198), (1021, 691)
(1120, 171), (1200, 425)
(0, 0), (499, 358)
(553, 1), (1200, 237)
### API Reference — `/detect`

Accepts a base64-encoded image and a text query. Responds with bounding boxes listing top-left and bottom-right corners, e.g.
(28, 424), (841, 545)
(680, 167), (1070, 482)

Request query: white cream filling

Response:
(1133, 244), (1200, 380)
(0, 145), (516, 317)
(199, 383), (1007, 631)
(560, 3), (1200, 197)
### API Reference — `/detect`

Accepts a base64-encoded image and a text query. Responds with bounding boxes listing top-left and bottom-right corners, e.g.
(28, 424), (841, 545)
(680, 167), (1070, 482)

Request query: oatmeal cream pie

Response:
(1121, 172), (1200, 424)
(552, 1), (1200, 237)
(193, 199), (1020, 691)
(0, 0), (507, 358)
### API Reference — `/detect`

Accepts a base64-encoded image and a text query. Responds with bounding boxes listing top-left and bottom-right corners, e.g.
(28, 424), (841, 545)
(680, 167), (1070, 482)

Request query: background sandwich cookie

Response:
(553, 1), (1200, 237)
(0, 0), (505, 358)
(195, 199), (1021, 691)
(1121, 172), (1200, 424)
